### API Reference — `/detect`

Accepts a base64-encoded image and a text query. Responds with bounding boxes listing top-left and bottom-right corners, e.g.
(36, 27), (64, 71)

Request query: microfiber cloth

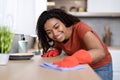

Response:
(40, 62), (87, 71)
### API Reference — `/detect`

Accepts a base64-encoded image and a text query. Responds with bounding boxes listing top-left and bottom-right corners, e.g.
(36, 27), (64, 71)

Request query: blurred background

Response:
(0, 0), (120, 80)
(1, 0), (120, 51)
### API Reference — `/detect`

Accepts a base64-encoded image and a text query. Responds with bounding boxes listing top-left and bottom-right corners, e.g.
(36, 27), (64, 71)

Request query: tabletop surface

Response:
(0, 55), (101, 80)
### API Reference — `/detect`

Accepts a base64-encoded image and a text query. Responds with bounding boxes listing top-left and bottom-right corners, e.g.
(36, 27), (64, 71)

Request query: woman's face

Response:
(44, 18), (72, 42)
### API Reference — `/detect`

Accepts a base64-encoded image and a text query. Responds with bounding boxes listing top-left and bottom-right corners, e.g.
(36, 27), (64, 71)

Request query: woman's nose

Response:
(52, 29), (58, 36)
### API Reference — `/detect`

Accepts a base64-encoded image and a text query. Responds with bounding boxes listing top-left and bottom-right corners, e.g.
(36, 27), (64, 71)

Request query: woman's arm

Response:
(83, 31), (106, 63)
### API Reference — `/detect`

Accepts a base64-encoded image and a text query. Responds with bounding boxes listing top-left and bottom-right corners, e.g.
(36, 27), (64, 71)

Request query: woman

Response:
(36, 8), (113, 80)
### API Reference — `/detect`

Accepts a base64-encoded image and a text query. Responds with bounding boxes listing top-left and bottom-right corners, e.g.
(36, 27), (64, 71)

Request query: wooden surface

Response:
(0, 55), (101, 80)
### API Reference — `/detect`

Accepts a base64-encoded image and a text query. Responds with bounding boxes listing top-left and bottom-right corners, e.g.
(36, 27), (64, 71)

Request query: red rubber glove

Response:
(41, 49), (60, 57)
(53, 50), (92, 67)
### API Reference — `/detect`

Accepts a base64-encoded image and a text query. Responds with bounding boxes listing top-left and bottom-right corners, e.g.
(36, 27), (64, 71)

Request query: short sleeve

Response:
(73, 21), (93, 38)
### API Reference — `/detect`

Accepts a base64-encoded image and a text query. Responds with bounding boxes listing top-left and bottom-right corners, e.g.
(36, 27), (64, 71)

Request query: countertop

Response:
(0, 55), (101, 80)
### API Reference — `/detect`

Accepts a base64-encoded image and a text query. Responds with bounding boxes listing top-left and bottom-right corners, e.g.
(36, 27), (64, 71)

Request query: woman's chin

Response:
(56, 39), (64, 43)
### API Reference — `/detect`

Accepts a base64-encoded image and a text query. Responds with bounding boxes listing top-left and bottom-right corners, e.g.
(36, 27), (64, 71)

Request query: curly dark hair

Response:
(36, 8), (80, 54)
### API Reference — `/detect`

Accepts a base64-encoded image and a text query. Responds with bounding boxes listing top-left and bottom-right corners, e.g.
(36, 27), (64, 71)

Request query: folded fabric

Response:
(40, 62), (87, 71)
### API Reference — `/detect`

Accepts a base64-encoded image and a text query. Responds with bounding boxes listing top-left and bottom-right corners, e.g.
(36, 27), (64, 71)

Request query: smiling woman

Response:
(36, 8), (113, 80)
(44, 18), (72, 42)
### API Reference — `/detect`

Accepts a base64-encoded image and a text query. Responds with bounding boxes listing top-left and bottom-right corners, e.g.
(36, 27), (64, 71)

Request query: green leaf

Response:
(0, 26), (14, 53)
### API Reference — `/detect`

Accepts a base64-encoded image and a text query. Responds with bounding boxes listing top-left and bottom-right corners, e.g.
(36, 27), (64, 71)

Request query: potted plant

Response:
(0, 26), (14, 65)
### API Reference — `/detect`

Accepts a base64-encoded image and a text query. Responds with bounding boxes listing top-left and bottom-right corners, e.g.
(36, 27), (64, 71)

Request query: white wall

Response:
(87, 0), (120, 12)
(15, 0), (36, 35)
(35, 0), (47, 24)
(0, 0), (47, 35)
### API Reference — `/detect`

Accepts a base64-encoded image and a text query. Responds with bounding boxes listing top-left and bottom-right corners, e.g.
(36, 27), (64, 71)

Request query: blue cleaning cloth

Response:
(40, 62), (87, 71)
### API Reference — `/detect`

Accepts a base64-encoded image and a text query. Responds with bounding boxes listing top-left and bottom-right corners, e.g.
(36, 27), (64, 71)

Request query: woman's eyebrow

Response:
(53, 23), (58, 28)
(45, 23), (58, 31)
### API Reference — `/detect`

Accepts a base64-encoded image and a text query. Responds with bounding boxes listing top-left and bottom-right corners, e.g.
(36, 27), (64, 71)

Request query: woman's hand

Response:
(53, 50), (92, 67)
(41, 49), (60, 57)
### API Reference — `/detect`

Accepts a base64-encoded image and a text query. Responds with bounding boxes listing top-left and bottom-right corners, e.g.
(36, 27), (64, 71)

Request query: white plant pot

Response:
(0, 54), (9, 65)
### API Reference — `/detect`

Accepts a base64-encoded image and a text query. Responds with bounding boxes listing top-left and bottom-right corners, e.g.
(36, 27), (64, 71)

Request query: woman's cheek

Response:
(48, 34), (54, 40)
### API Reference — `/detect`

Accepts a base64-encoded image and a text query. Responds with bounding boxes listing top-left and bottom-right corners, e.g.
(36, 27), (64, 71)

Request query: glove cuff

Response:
(73, 49), (92, 64)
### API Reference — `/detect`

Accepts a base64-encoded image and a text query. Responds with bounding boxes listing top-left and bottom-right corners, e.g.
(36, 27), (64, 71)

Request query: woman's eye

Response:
(46, 31), (51, 34)
(54, 25), (59, 29)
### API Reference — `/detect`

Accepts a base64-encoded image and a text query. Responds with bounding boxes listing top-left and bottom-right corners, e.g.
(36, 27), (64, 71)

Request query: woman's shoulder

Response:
(73, 21), (91, 30)
(72, 21), (93, 38)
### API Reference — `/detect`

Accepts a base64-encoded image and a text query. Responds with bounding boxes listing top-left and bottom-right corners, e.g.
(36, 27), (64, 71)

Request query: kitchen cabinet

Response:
(87, 0), (120, 12)
(47, 0), (120, 18)
(47, 0), (120, 13)
(47, 0), (87, 12)
(69, 12), (120, 17)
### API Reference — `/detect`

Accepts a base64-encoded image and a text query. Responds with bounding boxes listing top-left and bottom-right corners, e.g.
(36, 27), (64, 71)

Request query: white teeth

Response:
(56, 33), (62, 40)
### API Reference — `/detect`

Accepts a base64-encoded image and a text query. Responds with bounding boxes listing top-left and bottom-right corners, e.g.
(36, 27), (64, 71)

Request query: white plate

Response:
(9, 53), (34, 60)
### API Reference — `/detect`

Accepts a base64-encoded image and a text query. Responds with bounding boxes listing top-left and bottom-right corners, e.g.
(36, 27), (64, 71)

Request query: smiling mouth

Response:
(55, 33), (63, 40)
